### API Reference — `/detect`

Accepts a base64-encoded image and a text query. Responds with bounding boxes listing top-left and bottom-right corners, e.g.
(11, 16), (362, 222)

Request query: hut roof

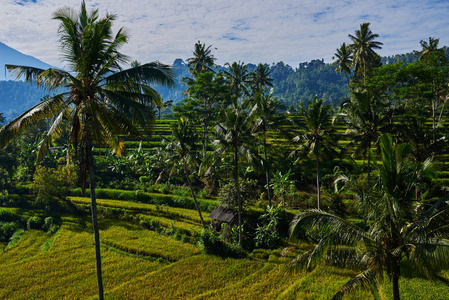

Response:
(209, 207), (237, 223)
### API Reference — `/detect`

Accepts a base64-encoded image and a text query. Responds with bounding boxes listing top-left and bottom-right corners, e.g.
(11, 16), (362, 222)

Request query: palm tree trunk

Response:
(88, 146), (104, 300)
(263, 134), (272, 206)
(316, 156), (320, 210)
(234, 146), (242, 248)
(183, 158), (205, 229)
(364, 139), (371, 228)
(202, 98), (208, 163)
(392, 260), (401, 300)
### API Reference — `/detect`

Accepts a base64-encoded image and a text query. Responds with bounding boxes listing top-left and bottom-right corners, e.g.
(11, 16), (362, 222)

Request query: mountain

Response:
(0, 42), (53, 80)
(0, 42), (55, 122)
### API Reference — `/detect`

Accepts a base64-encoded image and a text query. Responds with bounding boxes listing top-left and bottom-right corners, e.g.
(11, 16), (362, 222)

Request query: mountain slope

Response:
(0, 42), (53, 80)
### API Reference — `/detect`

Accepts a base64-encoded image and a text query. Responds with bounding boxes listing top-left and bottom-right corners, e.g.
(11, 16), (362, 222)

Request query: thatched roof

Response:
(209, 207), (237, 223)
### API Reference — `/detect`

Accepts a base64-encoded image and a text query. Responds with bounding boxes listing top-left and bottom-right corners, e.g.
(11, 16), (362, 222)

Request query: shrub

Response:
(254, 204), (285, 249)
(218, 179), (257, 210)
(27, 216), (43, 230)
(0, 222), (20, 242)
(32, 166), (76, 207)
(198, 229), (245, 258)
(327, 193), (346, 216)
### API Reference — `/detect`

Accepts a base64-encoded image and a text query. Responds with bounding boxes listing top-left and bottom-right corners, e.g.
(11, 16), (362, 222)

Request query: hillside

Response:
(2, 194), (449, 299)
(0, 42), (53, 81)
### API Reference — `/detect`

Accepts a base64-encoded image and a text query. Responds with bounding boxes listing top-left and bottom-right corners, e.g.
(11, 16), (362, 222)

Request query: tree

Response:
(186, 41), (216, 78)
(248, 63), (273, 94)
(223, 61), (250, 100)
(166, 117), (205, 228)
(0, 113), (5, 124)
(348, 23), (383, 82)
(177, 72), (231, 162)
(416, 37), (447, 62)
(336, 88), (385, 224)
(0, 2), (174, 299)
(252, 90), (286, 205)
(290, 96), (340, 209)
(332, 43), (353, 85)
(289, 134), (449, 300)
(210, 102), (258, 247)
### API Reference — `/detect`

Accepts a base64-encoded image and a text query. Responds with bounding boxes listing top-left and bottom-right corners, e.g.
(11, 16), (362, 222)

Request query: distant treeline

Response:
(1, 48), (448, 121)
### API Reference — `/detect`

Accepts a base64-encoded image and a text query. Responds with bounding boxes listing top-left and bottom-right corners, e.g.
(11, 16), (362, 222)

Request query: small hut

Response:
(209, 207), (238, 231)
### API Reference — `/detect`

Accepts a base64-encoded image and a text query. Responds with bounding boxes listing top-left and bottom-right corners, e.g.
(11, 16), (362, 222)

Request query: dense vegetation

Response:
(1, 2), (449, 299)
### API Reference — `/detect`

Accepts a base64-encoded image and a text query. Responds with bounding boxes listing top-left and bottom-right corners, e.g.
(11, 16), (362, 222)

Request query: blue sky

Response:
(0, 0), (448, 69)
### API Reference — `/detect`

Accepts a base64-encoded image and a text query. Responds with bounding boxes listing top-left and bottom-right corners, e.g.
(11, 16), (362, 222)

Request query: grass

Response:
(68, 196), (212, 224)
(2, 214), (449, 299)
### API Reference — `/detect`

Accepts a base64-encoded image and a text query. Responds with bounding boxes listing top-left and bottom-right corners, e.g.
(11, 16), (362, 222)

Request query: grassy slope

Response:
(2, 207), (449, 299)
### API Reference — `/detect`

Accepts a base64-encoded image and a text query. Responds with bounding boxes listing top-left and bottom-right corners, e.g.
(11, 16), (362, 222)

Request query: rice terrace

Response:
(2, 1), (449, 299)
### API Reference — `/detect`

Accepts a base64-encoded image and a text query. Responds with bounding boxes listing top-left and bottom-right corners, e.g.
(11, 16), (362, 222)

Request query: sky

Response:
(0, 0), (448, 69)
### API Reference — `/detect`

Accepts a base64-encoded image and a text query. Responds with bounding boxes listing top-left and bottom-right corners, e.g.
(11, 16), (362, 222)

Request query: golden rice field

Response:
(2, 216), (449, 299)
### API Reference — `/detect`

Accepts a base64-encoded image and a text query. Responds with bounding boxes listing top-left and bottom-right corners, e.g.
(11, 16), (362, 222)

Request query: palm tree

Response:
(290, 134), (449, 300)
(186, 41), (216, 78)
(336, 89), (385, 225)
(348, 23), (383, 82)
(332, 43), (353, 85)
(0, 2), (174, 299)
(290, 96), (340, 209)
(211, 102), (258, 247)
(248, 63), (273, 94)
(223, 61), (250, 100)
(416, 37), (447, 62)
(166, 117), (205, 228)
(252, 90), (286, 205)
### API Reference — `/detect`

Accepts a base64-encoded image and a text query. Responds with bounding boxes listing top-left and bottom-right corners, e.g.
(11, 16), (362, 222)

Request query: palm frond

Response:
(0, 94), (68, 149)
(106, 61), (175, 87)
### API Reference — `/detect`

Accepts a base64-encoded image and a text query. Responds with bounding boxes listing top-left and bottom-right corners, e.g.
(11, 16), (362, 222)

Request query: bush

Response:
(253, 204), (286, 249)
(27, 216), (43, 230)
(32, 166), (76, 207)
(198, 229), (245, 258)
(0, 222), (20, 242)
(218, 179), (257, 210)
(327, 193), (346, 216)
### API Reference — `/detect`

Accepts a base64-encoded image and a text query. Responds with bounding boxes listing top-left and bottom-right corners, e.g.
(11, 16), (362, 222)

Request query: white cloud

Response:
(0, 0), (448, 69)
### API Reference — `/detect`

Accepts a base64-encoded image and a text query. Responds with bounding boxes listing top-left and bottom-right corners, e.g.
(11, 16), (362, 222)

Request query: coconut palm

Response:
(248, 63), (273, 94)
(416, 37), (447, 62)
(186, 41), (216, 78)
(332, 42), (353, 85)
(0, 2), (174, 299)
(336, 89), (386, 225)
(252, 90), (286, 205)
(290, 96), (340, 209)
(211, 102), (258, 247)
(289, 134), (449, 300)
(348, 23), (383, 82)
(166, 117), (205, 228)
(223, 61), (250, 100)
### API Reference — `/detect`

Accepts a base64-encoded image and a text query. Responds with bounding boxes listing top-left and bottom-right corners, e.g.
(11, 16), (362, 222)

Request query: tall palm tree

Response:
(248, 63), (273, 95)
(0, 2), (174, 299)
(211, 102), (258, 247)
(289, 134), (449, 300)
(348, 22), (383, 82)
(332, 43), (353, 85)
(186, 41), (216, 78)
(166, 117), (205, 228)
(223, 61), (250, 100)
(252, 90), (285, 205)
(290, 96), (340, 209)
(336, 89), (385, 225)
